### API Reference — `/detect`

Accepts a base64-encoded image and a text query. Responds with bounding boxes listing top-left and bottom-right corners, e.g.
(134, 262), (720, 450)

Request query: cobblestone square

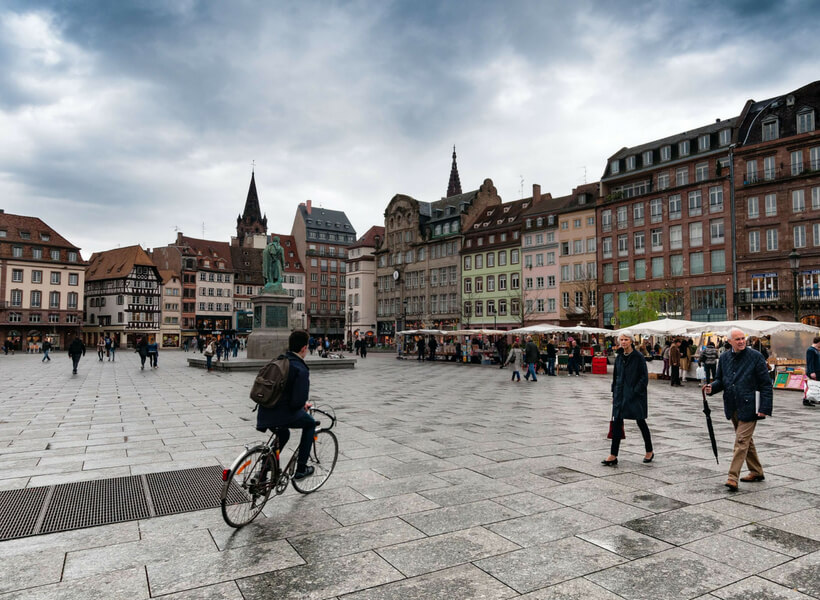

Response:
(1, 350), (819, 599)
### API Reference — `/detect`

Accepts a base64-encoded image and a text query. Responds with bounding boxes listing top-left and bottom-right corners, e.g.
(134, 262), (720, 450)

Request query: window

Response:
(695, 162), (709, 182)
(709, 186), (723, 212)
(548, 298), (556, 312)
(50, 272), (61, 284)
(68, 251), (77, 262)
(763, 156), (776, 180)
(535, 253), (544, 267)
(791, 150), (804, 175)
(797, 109), (815, 134)
(747, 196), (759, 219)
(793, 189), (806, 212)
(670, 254), (683, 276)
(32, 247), (43, 259)
(634, 232), (646, 254)
(535, 276), (544, 289)
(668, 195), (681, 219)
(67, 292), (78, 309)
(49, 291), (60, 308)
(547, 275), (555, 287)
(749, 230), (760, 253)
(814, 186), (820, 210)
(815, 224), (820, 246)
(626, 156), (636, 171)
(10, 289), (22, 306)
(12, 269), (23, 282)
(602, 237), (612, 258)
(50, 249), (60, 260)
(719, 128), (731, 146)
(746, 160), (758, 184)
(586, 238), (596, 253)
(618, 261), (629, 282)
(642, 150), (653, 166)
(486, 252), (494, 267)
(657, 172), (669, 190)
(573, 240), (583, 255)
(711, 249), (725, 272)
(463, 278), (472, 293)
(562, 292), (570, 309)
(616, 206), (628, 229)
(498, 274), (507, 291)
(511, 273), (520, 290)
(690, 252), (704, 275)
(689, 222), (703, 247)
(678, 140), (690, 156)
(498, 251), (506, 266)
(610, 159), (620, 174)
(634, 259), (646, 280)
(710, 219), (725, 244)
(688, 190), (702, 216)
(475, 254), (483, 269)
(669, 225), (682, 250)
(633, 202), (644, 226)
(661, 145), (671, 161)
(475, 277), (483, 293)
(510, 249), (519, 264)
(524, 254), (533, 269)
(762, 118), (779, 141)
(463, 256), (471, 270)
(30, 290), (41, 307)
(12, 246), (22, 257)
(652, 256), (664, 278)
(617, 234), (628, 256)
(650, 198), (663, 223)
(651, 228), (663, 251)
(675, 167), (688, 186)
(812, 147), (820, 171)
(794, 225), (807, 248)
(765, 193), (777, 216)
(603, 263), (613, 283)
(561, 265), (570, 281)
(68, 273), (79, 286)
(766, 228), (778, 251)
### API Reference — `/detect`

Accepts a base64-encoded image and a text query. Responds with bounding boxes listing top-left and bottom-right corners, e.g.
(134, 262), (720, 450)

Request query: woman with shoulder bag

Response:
(203, 337), (215, 372)
(602, 333), (654, 466)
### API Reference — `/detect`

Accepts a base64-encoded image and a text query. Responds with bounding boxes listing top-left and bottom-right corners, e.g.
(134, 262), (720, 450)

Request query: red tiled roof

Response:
(348, 226), (385, 250)
(86, 245), (157, 281)
(0, 212), (81, 252)
(176, 235), (234, 270)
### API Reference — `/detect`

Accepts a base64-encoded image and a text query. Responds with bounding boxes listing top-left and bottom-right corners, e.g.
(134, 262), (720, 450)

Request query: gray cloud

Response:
(0, 0), (818, 257)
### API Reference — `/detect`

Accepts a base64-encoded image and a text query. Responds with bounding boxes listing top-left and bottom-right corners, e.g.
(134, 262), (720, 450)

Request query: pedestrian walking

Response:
(96, 335), (105, 361)
(110, 336), (117, 362)
(661, 341), (671, 378)
(602, 333), (654, 466)
(68, 334), (85, 375)
(704, 327), (772, 491)
(147, 337), (159, 368)
(670, 339), (682, 386)
(104, 335), (112, 360)
(203, 336), (215, 371)
(136, 335), (148, 370)
(42, 339), (52, 362)
(700, 341), (719, 384)
(523, 335), (539, 382)
(360, 338), (367, 358)
(804, 336), (820, 407)
(505, 343), (524, 381)
(546, 338), (557, 376)
(428, 336), (438, 361)
(568, 339), (582, 376)
(417, 337), (426, 361)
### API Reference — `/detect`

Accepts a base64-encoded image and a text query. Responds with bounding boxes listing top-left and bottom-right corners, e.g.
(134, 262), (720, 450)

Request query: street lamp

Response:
(789, 248), (800, 323)
(347, 301), (353, 351)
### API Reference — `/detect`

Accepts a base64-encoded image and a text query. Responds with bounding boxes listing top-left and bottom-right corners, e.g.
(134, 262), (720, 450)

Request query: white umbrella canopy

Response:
(451, 329), (508, 336)
(682, 320), (820, 337)
(561, 325), (612, 335)
(615, 318), (702, 337)
(507, 324), (568, 335)
(396, 329), (450, 335)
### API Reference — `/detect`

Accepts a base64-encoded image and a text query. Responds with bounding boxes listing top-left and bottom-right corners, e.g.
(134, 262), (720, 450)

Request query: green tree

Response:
(616, 290), (673, 327)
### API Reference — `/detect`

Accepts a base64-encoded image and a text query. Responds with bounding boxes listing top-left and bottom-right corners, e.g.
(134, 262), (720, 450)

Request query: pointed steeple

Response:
(446, 145), (462, 197)
(236, 170), (268, 246)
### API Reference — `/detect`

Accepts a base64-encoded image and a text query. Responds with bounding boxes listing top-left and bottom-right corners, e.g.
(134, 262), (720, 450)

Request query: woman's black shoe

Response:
(643, 452), (655, 463)
(601, 458), (618, 466)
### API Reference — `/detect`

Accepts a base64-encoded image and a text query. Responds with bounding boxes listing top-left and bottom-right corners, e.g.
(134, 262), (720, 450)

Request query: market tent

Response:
(396, 329), (450, 335)
(452, 329), (508, 336)
(681, 320), (819, 337)
(615, 318), (701, 337)
(561, 325), (612, 335)
(507, 324), (568, 334)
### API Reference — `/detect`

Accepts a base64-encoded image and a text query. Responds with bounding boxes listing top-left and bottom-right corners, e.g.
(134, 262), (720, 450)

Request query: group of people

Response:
(414, 336), (439, 361)
(308, 336), (342, 357)
(502, 335), (582, 380)
(95, 334), (119, 362)
(135, 336), (159, 369)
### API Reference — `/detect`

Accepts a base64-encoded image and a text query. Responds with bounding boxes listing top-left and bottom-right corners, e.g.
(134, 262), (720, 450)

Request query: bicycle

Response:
(220, 405), (338, 528)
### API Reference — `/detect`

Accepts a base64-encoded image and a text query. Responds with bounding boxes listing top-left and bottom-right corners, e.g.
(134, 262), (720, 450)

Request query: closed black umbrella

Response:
(702, 388), (719, 464)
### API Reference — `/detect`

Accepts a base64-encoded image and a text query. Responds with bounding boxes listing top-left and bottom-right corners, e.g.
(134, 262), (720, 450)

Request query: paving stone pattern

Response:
(0, 350), (819, 598)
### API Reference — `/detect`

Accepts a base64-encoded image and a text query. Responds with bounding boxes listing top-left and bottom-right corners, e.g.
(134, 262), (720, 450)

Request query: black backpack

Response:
(250, 356), (290, 409)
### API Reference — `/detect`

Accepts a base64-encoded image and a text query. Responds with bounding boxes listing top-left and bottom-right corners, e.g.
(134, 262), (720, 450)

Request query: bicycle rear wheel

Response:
(291, 430), (338, 494)
(221, 446), (273, 527)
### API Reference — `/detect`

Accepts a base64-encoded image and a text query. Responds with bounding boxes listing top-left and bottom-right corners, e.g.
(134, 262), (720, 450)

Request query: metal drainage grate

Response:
(0, 486), (49, 540)
(146, 465), (247, 516)
(40, 475), (151, 534)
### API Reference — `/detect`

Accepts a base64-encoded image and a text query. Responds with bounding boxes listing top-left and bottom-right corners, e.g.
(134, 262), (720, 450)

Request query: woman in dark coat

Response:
(602, 333), (654, 466)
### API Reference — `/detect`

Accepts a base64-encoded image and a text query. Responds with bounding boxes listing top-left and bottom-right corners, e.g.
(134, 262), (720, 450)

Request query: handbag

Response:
(806, 378), (820, 403)
(696, 365), (706, 380)
(607, 418), (625, 440)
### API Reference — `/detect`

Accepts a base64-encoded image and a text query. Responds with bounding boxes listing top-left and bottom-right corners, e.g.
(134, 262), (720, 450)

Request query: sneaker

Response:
(293, 466), (315, 480)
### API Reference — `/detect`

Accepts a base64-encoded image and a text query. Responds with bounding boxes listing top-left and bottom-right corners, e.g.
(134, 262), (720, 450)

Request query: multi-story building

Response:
(599, 117), (737, 327)
(291, 200), (355, 339)
(84, 245), (161, 347)
(520, 187), (560, 325)
(376, 177), (502, 338)
(556, 184), (600, 325)
(733, 80), (820, 325)
(0, 211), (84, 350)
(159, 270), (182, 347)
(461, 194), (529, 329)
(345, 225), (383, 344)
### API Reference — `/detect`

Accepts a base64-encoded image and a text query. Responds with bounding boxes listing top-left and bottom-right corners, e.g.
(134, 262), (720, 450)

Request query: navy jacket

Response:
(807, 346), (820, 379)
(256, 351), (310, 431)
(524, 341), (539, 363)
(611, 348), (648, 420)
(709, 347), (772, 421)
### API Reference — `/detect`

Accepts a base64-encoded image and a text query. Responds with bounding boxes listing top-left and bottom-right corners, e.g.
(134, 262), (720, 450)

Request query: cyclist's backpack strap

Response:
(250, 355), (290, 409)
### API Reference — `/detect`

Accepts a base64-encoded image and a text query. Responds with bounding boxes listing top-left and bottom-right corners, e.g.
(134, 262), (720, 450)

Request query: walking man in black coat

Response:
(67, 334), (85, 375)
(806, 336), (820, 407)
(523, 335), (539, 382)
(704, 327), (773, 491)
(417, 336), (426, 361)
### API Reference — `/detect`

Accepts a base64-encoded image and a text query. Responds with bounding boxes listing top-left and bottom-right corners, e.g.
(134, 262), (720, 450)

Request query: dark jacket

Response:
(571, 345), (582, 360)
(806, 346), (820, 379)
(709, 347), (773, 421)
(546, 342), (556, 358)
(68, 338), (85, 357)
(611, 348), (648, 420)
(256, 351), (310, 430)
(700, 345), (718, 365)
(136, 337), (148, 357)
(524, 341), (539, 363)
(43, 341), (52, 352)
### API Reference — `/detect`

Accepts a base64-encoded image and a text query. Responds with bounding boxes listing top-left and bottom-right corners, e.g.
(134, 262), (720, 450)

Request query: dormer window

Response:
(719, 128), (731, 146)
(610, 160), (620, 174)
(797, 109), (815, 134)
(642, 150), (653, 166)
(678, 140), (690, 156)
(40, 233), (50, 241)
(660, 145), (671, 161)
(19, 231), (31, 239)
(762, 118), (779, 141)
(626, 156), (636, 171)
(698, 134), (710, 151)
(525, 219), (532, 228)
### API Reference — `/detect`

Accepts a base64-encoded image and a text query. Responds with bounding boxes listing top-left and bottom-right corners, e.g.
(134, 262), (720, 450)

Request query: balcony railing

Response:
(735, 289), (820, 307)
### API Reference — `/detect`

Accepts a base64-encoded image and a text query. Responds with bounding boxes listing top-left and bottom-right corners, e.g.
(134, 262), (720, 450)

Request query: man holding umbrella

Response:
(703, 328), (772, 492)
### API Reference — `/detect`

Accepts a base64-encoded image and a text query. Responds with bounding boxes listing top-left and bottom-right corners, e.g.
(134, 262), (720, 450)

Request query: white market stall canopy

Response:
(396, 329), (450, 336)
(508, 324), (611, 336)
(681, 320), (820, 337)
(615, 318), (702, 337)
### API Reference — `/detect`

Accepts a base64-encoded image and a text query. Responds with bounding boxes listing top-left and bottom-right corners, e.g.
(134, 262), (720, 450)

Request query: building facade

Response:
(159, 270), (182, 347)
(84, 245), (161, 347)
(345, 225), (383, 344)
(520, 187), (560, 325)
(0, 212), (84, 350)
(733, 81), (820, 325)
(599, 118), (737, 327)
(557, 184), (599, 325)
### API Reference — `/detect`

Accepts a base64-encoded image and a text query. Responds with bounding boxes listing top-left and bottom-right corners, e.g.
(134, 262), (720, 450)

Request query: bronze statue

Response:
(262, 236), (285, 290)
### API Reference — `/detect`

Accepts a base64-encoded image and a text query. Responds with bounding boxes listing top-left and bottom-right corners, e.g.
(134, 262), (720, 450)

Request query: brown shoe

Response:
(724, 480), (738, 491)
(740, 474), (765, 482)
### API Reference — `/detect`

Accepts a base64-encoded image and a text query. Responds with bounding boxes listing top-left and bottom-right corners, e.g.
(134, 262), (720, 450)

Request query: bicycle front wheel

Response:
(221, 446), (273, 528)
(292, 430), (338, 494)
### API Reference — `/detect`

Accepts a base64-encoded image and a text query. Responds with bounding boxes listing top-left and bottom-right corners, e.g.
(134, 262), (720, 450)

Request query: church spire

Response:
(242, 171), (263, 222)
(446, 145), (462, 197)
(236, 170), (268, 246)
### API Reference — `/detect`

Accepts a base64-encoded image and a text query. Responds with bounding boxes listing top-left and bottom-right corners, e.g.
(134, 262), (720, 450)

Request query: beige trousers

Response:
(728, 412), (763, 482)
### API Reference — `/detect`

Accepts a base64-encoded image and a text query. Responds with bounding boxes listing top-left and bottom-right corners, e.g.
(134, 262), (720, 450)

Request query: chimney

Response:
(305, 199), (312, 214)
(532, 184), (541, 204)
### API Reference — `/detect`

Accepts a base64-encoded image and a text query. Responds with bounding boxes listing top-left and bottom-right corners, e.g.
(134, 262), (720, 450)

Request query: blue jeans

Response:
(525, 363), (537, 381)
(206, 355), (213, 370)
(275, 411), (317, 468)
(42, 349), (50, 362)
(567, 357), (580, 375)
(547, 357), (555, 375)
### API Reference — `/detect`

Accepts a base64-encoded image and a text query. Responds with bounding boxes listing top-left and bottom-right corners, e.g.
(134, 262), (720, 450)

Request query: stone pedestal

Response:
(246, 292), (294, 360)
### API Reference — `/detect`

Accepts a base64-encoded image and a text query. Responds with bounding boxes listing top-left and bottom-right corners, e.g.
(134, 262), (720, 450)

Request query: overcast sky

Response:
(1, 0), (818, 257)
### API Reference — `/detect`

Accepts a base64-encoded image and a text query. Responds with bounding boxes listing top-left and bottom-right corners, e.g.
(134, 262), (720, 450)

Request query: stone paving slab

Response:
(1, 350), (819, 598)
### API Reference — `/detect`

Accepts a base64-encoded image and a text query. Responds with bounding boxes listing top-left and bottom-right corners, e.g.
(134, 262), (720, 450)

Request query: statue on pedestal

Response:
(262, 236), (285, 293)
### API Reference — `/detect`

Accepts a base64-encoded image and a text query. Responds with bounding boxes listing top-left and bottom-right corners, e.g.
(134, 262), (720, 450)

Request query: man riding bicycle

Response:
(255, 330), (316, 480)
